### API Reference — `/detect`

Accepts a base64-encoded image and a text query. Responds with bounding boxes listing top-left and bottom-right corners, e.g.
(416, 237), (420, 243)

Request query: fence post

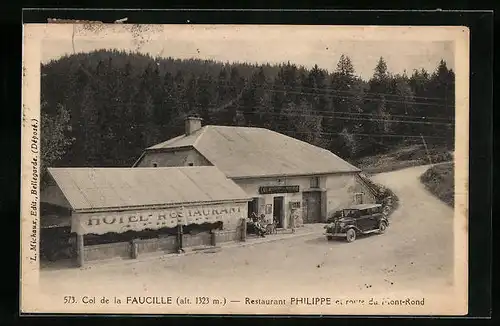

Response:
(241, 218), (247, 242)
(177, 224), (184, 253)
(77, 234), (84, 268)
(130, 239), (138, 259)
(211, 230), (217, 246)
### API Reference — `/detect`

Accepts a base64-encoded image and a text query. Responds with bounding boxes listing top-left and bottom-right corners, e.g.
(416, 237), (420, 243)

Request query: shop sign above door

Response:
(258, 185), (300, 194)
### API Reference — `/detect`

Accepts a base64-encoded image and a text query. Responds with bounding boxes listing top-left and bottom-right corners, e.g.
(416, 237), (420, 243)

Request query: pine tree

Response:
(40, 49), (456, 168)
(428, 60), (455, 147)
(365, 56), (394, 152)
(79, 81), (101, 165)
(336, 54), (355, 79)
(40, 103), (73, 188)
(195, 73), (216, 123)
(228, 67), (245, 125)
(240, 67), (270, 127)
(293, 99), (323, 146)
(212, 67), (230, 125)
(328, 54), (365, 158)
(373, 57), (389, 80)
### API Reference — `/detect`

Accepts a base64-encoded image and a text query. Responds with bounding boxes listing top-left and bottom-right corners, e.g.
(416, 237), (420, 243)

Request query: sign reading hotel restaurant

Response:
(258, 185), (300, 195)
(71, 203), (247, 235)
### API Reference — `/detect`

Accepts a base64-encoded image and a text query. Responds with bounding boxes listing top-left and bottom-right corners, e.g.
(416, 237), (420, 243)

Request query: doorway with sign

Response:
(273, 196), (284, 228)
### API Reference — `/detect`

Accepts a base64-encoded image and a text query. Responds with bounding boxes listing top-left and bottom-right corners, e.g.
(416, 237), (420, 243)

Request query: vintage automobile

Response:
(324, 204), (389, 242)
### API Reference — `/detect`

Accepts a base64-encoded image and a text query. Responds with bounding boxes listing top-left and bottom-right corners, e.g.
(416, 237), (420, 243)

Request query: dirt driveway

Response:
(38, 165), (456, 313)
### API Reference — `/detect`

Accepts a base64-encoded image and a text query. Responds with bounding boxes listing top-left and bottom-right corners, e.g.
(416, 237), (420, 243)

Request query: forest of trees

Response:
(40, 49), (455, 184)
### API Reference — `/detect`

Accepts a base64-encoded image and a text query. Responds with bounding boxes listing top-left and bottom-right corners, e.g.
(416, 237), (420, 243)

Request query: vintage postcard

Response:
(21, 23), (469, 315)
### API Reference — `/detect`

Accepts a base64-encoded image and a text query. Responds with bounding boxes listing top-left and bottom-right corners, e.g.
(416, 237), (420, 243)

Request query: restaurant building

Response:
(133, 117), (377, 230)
(40, 166), (250, 266)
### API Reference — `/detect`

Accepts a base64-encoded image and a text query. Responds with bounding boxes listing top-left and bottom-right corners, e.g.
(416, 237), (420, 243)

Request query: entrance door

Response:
(273, 197), (284, 228)
(302, 191), (321, 223)
(247, 198), (258, 219)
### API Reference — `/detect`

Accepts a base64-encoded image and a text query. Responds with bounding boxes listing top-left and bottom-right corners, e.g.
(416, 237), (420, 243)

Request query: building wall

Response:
(136, 148), (212, 167)
(133, 148), (375, 224)
(324, 173), (377, 220)
(72, 201), (248, 235)
(235, 173), (376, 226)
(79, 201), (248, 262)
(235, 175), (324, 228)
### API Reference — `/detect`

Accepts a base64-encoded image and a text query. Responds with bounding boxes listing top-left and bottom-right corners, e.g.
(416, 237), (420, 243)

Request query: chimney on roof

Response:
(185, 116), (203, 135)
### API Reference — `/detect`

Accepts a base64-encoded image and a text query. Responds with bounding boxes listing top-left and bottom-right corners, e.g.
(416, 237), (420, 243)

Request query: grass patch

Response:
(419, 162), (454, 207)
(355, 145), (453, 174)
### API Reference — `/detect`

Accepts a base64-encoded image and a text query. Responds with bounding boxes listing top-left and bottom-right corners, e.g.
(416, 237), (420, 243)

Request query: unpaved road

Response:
(370, 164), (455, 287)
(39, 165), (455, 311)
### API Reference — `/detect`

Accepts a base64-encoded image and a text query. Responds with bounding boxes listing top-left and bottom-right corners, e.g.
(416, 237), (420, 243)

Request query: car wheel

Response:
(379, 221), (387, 234)
(327, 235), (333, 241)
(346, 229), (356, 242)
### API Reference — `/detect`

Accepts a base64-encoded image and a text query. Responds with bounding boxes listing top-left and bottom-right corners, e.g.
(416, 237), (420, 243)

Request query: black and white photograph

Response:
(21, 23), (469, 315)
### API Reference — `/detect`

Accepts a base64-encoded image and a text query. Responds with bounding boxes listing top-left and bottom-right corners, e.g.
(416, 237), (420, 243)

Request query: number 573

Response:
(64, 296), (76, 304)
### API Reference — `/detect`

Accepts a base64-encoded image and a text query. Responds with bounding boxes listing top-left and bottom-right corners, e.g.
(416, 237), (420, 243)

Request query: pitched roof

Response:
(145, 125), (361, 178)
(47, 166), (250, 212)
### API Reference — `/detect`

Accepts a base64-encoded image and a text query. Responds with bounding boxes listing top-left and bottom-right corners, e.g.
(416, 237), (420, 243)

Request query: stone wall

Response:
(136, 236), (177, 255)
(83, 242), (130, 261)
(81, 223), (245, 263)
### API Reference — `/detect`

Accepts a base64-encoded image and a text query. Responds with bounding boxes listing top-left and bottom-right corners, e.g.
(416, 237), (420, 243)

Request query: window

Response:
(343, 209), (358, 218)
(152, 162), (158, 167)
(188, 162), (194, 166)
(310, 177), (320, 188)
(354, 193), (364, 204)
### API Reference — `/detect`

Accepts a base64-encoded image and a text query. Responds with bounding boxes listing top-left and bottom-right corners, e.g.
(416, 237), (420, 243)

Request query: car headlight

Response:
(339, 222), (346, 228)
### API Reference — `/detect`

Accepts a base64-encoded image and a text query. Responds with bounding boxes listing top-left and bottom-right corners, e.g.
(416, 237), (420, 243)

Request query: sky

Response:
(41, 25), (456, 80)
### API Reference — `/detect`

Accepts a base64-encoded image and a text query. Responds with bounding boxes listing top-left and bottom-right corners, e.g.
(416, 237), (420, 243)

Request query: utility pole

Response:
(420, 133), (432, 165)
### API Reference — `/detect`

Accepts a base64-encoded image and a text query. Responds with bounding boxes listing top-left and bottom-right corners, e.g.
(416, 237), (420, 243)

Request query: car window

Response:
(343, 209), (358, 218)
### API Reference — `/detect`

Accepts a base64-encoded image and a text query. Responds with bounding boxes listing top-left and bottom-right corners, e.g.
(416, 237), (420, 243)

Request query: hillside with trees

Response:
(40, 50), (455, 186)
